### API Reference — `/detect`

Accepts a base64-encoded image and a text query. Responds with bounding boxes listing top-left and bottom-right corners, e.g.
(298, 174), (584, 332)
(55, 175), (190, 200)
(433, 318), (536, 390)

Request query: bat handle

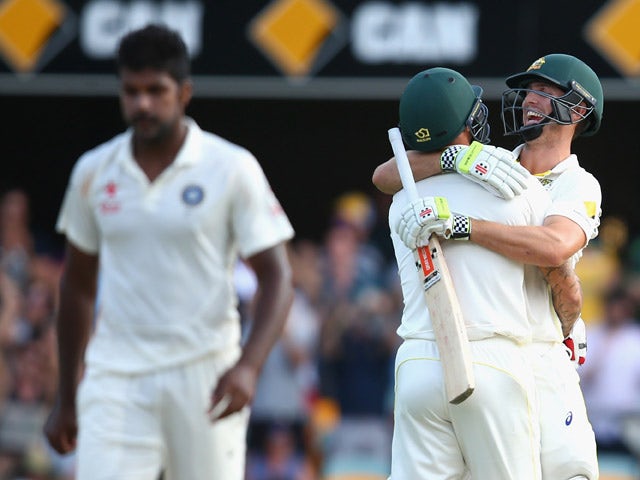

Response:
(388, 127), (419, 203)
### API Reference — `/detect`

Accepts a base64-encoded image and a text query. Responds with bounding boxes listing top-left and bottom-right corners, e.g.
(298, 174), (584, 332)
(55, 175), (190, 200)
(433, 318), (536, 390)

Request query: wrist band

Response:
(452, 214), (471, 240)
(440, 145), (465, 172)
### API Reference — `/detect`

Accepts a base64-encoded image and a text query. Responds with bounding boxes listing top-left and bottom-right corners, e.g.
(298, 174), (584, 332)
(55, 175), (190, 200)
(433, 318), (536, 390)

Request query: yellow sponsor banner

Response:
(585, 0), (640, 76)
(249, 0), (338, 77)
(0, 0), (63, 72)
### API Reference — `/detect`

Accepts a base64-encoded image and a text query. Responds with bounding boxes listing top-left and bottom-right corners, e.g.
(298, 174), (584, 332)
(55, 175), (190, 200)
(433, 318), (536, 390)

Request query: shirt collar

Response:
(512, 143), (579, 177)
(173, 117), (203, 167)
(117, 116), (203, 170)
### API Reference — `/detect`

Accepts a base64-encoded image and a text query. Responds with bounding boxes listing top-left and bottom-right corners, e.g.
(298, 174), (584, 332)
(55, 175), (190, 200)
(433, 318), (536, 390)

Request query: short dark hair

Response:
(116, 24), (190, 82)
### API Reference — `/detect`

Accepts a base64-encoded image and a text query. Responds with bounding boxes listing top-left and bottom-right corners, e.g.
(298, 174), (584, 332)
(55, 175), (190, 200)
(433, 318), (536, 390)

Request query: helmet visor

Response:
(468, 85), (490, 144)
(500, 86), (595, 137)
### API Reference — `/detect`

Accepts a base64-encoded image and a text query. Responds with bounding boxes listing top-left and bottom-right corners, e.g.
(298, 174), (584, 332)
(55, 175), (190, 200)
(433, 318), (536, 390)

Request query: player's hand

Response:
(208, 363), (258, 421)
(563, 317), (587, 368)
(396, 196), (453, 249)
(440, 142), (531, 200)
(43, 398), (78, 454)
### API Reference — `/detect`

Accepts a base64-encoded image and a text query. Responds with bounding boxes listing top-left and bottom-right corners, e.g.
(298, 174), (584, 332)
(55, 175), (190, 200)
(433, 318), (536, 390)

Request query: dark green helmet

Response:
(399, 67), (490, 152)
(502, 54), (603, 139)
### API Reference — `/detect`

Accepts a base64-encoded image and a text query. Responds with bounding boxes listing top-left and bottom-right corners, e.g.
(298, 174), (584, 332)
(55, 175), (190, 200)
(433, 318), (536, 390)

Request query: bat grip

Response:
(388, 127), (419, 202)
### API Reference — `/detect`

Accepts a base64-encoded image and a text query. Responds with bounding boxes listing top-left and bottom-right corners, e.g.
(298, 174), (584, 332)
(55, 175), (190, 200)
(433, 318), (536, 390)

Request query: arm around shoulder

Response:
(470, 215), (587, 267)
(372, 150), (443, 195)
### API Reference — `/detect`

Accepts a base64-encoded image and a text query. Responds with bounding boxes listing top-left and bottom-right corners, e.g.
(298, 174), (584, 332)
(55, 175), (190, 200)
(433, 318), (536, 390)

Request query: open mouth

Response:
(524, 109), (544, 126)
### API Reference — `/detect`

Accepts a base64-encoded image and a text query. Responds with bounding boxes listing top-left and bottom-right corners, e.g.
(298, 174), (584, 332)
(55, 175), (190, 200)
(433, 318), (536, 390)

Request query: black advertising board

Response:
(0, 0), (637, 86)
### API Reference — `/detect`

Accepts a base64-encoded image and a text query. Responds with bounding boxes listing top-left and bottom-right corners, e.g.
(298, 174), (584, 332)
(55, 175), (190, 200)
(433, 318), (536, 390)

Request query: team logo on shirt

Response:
(182, 185), (204, 206)
(100, 181), (121, 214)
(536, 176), (554, 190)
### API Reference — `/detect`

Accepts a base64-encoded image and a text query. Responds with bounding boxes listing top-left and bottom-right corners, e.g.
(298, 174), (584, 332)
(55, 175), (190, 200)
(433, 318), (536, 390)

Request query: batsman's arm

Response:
(372, 151), (442, 194)
(540, 263), (582, 337)
(468, 215), (587, 267)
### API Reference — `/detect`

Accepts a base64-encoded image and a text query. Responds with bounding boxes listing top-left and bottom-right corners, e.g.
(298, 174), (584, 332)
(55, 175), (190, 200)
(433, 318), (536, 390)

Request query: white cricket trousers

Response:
(391, 336), (541, 480)
(75, 347), (249, 480)
(530, 342), (599, 479)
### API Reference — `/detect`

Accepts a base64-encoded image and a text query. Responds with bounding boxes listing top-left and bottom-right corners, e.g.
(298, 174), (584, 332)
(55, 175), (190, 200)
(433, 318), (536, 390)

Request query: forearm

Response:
(372, 151), (442, 194)
(470, 219), (580, 267)
(56, 281), (95, 404)
(539, 264), (582, 337)
(240, 257), (293, 372)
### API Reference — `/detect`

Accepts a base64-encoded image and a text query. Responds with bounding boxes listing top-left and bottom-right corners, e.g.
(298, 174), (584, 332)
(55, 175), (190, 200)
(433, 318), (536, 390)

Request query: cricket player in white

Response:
(44, 25), (294, 480)
(387, 68), (549, 479)
(385, 54), (602, 479)
(496, 55), (602, 480)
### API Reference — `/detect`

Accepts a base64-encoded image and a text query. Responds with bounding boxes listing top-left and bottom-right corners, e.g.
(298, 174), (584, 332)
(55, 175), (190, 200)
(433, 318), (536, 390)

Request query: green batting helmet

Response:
(503, 53), (603, 137)
(399, 67), (490, 152)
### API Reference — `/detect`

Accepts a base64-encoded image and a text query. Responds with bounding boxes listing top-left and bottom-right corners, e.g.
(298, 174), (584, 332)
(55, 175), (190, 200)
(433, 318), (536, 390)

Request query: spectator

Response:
(580, 286), (640, 463)
(0, 191), (68, 479)
(314, 203), (398, 478)
(246, 423), (316, 480)
(249, 240), (323, 468)
(0, 189), (33, 291)
(575, 216), (628, 323)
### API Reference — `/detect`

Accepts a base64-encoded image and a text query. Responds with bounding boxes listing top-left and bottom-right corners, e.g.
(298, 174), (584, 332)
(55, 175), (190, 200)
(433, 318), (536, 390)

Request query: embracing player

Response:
(375, 53), (602, 479)
(387, 66), (552, 479)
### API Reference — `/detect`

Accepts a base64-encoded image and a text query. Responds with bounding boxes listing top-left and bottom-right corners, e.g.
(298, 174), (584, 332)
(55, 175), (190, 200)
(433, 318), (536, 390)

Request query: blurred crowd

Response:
(0, 187), (639, 479)
(0, 189), (70, 479)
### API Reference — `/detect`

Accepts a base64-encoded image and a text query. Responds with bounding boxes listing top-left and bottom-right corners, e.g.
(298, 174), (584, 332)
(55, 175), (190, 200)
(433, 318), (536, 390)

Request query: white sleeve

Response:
(56, 154), (100, 254)
(546, 169), (602, 245)
(230, 152), (294, 259)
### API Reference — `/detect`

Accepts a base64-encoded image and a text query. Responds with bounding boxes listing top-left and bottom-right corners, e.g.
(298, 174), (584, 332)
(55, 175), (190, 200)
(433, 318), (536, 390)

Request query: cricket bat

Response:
(388, 127), (475, 404)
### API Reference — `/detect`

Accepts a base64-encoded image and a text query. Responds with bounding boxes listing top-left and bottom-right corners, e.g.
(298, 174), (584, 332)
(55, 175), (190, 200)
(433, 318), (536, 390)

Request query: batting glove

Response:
(440, 142), (531, 200)
(396, 197), (472, 249)
(563, 317), (587, 368)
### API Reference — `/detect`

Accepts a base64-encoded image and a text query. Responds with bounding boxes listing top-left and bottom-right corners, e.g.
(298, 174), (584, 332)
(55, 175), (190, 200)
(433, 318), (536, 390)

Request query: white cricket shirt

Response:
(513, 145), (603, 343)
(57, 118), (294, 373)
(390, 173), (550, 343)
